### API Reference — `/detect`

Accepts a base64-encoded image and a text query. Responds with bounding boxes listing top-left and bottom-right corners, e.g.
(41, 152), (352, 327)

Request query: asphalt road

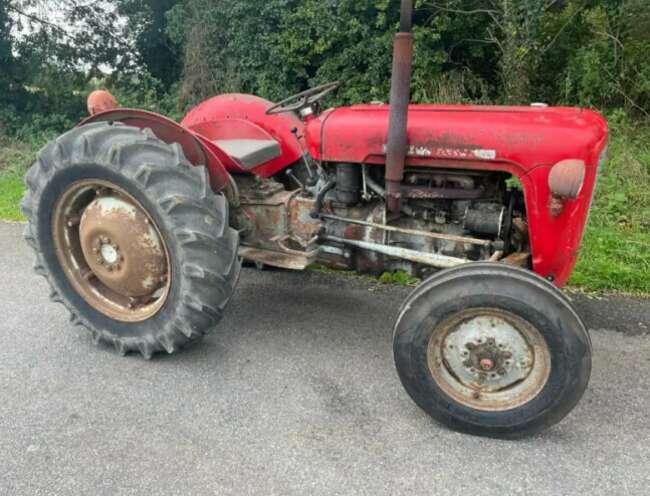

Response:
(1, 221), (649, 496)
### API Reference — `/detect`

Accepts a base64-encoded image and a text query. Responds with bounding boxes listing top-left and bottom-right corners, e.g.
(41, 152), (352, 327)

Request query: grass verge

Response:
(570, 113), (650, 294)
(0, 173), (26, 221)
(0, 136), (42, 221)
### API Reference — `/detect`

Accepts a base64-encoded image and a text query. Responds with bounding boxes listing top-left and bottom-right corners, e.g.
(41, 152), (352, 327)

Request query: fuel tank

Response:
(305, 104), (608, 173)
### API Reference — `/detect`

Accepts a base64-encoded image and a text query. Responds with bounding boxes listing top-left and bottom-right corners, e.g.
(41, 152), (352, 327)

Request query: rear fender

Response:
(79, 109), (231, 192)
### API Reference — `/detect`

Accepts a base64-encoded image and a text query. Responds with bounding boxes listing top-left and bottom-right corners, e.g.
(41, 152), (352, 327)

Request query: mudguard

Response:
(79, 109), (231, 192)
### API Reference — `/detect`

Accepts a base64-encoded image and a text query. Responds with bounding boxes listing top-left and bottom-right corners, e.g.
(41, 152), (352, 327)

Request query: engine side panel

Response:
(305, 104), (608, 286)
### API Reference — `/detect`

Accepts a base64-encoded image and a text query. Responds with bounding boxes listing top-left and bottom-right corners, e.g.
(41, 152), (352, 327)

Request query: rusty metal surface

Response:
(401, 185), (484, 200)
(289, 196), (322, 240)
(385, 2), (415, 213)
(79, 196), (166, 298)
(320, 214), (492, 247)
(502, 252), (532, 267)
(427, 308), (551, 411)
(238, 180), (321, 270)
(52, 179), (171, 322)
(322, 235), (469, 269)
(238, 246), (313, 271)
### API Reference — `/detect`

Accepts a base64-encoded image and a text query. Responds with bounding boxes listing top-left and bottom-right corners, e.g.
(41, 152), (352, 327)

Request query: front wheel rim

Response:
(52, 179), (172, 323)
(427, 307), (551, 411)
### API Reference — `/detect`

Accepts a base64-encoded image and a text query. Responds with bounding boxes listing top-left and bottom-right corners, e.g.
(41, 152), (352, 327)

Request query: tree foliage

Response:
(0, 0), (648, 137)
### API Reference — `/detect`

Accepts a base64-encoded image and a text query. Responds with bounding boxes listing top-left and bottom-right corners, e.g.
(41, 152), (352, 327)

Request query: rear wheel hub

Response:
(53, 180), (171, 322)
(79, 195), (166, 298)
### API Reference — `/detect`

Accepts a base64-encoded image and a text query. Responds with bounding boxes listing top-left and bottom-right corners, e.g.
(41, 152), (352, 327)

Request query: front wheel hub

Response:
(428, 308), (551, 411)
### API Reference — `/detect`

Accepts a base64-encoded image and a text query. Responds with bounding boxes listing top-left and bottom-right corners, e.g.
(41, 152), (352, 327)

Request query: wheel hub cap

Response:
(428, 308), (551, 411)
(100, 243), (119, 264)
(79, 195), (167, 298)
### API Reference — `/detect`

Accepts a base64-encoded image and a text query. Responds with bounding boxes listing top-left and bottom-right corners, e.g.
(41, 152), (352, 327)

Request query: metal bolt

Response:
(465, 342), (476, 350)
(497, 368), (506, 376)
(503, 351), (513, 359)
(66, 216), (80, 227)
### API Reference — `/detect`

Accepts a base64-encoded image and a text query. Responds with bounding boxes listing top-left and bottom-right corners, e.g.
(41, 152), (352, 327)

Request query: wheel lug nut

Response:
(66, 216), (80, 227)
(465, 343), (476, 350)
(497, 368), (506, 375)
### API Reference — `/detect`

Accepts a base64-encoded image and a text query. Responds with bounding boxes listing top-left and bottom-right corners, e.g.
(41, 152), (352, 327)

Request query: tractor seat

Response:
(214, 139), (282, 170)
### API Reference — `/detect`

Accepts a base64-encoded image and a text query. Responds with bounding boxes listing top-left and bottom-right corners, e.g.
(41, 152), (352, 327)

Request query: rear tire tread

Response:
(21, 122), (240, 358)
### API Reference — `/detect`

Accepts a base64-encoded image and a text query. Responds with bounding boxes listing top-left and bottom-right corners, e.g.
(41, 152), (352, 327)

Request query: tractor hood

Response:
(305, 104), (608, 172)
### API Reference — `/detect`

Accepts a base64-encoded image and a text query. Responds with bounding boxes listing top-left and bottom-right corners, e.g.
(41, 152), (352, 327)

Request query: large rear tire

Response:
(393, 263), (591, 438)
(21, 122), (241, 358)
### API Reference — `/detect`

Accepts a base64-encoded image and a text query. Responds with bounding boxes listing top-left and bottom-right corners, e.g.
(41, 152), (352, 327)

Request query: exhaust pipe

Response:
(385, 0), (414, 214)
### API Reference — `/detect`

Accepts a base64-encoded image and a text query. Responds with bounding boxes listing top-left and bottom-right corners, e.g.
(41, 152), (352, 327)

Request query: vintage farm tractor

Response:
(22, 1), (607, 438)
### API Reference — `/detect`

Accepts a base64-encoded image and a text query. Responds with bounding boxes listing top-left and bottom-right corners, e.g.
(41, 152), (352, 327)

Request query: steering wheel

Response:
(266, 81), (340, 115)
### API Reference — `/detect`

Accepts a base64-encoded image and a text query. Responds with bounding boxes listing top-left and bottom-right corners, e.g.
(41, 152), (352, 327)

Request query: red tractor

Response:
(22, 1), (607, 438)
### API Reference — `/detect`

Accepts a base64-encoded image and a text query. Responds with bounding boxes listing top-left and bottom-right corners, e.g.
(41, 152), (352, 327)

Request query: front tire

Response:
(21, 122), (241, 358)
(393, 263), (591, 438)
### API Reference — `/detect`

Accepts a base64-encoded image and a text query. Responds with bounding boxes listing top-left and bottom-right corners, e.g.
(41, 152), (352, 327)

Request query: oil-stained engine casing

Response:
(464, 203), (506, 237)
(336, 164), (361, 205)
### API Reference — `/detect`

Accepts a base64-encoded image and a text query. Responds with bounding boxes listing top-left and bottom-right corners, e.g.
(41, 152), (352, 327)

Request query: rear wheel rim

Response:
(427, 307), (551, 411)
(52, 179), (171, 322)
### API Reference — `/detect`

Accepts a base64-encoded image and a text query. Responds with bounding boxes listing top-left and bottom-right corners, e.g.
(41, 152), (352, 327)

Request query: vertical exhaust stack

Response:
(385, 0), (414, 214)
